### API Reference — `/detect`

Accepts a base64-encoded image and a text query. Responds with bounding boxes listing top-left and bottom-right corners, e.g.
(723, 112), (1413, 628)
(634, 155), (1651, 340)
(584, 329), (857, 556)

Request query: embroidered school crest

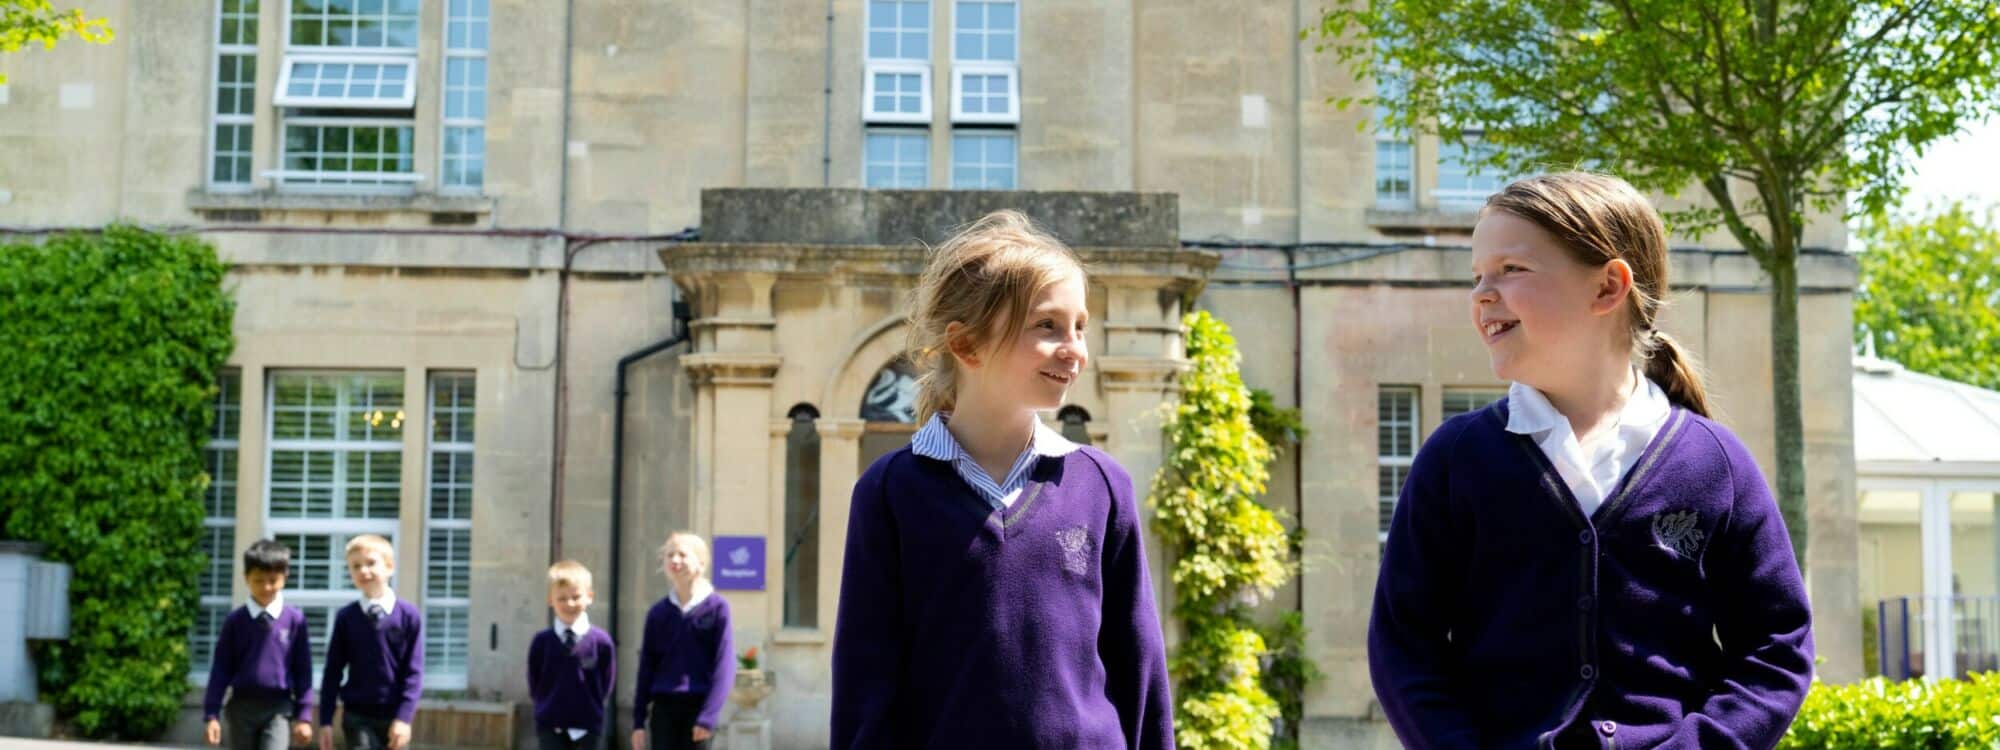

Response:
(1056, 525), (1092, 576)
(1652, 510), (1706, 558)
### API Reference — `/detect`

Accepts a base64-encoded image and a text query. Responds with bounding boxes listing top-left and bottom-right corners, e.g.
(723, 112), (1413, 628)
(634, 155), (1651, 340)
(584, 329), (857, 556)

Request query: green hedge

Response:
(1780, 674), (2000, 749)
(0, 226), (235, 739)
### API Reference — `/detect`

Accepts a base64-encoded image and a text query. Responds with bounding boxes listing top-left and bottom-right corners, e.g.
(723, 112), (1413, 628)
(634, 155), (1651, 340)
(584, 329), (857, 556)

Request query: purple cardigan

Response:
(1369, 401), (1814, 749)
(830, 445), (1175, 749)
(633, 593), (735, 730)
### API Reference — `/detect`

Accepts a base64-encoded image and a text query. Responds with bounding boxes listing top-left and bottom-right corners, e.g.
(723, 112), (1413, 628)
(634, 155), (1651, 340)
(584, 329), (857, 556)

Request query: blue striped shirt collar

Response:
(910, 412), (1080, 508)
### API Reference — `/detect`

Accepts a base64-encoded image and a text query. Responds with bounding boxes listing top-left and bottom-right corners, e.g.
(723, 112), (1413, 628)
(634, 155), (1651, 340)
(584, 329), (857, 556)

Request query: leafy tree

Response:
(1855, 202), (2000, 389)
(1309, 0), (2000, 567)
(1, 1), (113, 84)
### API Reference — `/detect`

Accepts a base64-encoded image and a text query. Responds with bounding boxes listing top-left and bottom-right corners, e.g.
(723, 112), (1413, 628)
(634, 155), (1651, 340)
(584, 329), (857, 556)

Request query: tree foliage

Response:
(0, 1), (113, 84)
(1855, 203), (2000, 390)
(0, 227), (235, 738)
(1309, 0), (2000, 568)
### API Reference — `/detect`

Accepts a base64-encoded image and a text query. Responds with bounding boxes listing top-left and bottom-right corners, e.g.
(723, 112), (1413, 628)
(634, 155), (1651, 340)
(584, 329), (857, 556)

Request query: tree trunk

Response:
(1769, 239), (1809, 572)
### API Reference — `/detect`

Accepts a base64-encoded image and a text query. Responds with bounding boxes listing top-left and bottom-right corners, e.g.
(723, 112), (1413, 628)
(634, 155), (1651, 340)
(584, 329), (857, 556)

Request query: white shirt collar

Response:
(667, 579), (715, 612)
(247, 594), (284, 620)
(359, 590), (396, 617)
(554, 611), (591, 638)
(1505, 368), (1670, 441)
(910, 412), (1080, 462)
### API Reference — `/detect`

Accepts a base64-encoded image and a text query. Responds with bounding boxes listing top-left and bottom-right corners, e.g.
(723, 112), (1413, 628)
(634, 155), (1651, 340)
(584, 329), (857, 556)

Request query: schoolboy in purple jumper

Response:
(529, 560), (616, 750)
(631, 532), (733, 750)
(1369, 173), (1814, 749)
(204, 539), (315, 750)
(317, 534), (423, 750)
(830, 210), (1175, 749)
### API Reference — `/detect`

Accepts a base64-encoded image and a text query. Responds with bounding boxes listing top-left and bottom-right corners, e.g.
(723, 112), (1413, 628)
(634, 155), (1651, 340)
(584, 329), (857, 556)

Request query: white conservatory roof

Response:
(1854, 354), (2000, 477)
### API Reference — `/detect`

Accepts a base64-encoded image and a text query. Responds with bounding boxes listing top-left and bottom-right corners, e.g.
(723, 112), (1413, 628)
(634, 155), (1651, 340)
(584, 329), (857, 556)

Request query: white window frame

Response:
(948, 62), (1018, 124)
(208, 0), (259, 191)
(863, 128), (930, 188)
(863, 61), (932, 124)
(192, 369), (243, 682)
(865, 0), (931, 61)
(270, 116), (422, 191)
(422, 371), (475, 689)
(440, 0), (488, 194)
(1374, 136), (1415, 210)
(263, 371), (404, 685)
(950, 0), (1016, 63)
(949, 129), (1016, 189)
(1434, 132), (1507, 210)
(273, 54), (419, 109)
(282, 0), (420, 52)
(1377, 386), (1419, 544)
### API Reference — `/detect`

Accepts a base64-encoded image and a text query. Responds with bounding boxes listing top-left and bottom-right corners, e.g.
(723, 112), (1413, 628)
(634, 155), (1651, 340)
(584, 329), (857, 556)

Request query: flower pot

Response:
(730, 669), (776, 718)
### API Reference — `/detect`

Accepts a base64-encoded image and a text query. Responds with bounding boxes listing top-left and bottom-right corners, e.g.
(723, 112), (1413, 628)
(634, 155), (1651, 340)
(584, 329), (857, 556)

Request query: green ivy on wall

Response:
(1149, 310), (1312, 750)
(0, 226), (235, 739)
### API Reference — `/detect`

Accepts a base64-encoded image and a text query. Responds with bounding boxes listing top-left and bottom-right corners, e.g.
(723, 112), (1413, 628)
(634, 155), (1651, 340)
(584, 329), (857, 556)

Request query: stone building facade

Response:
(1, 1), (1858, 747)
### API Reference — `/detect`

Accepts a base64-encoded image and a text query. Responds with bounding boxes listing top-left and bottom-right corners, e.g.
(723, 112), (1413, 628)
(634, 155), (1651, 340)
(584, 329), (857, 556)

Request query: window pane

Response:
(429, 452), (474, 520)
(1441, 389), (1505, 420)
(198, 525), (235, 597)
(425, 528), (470, 598)
(424, 605), (468, 677)
(207, 449), (239, 517)
(1379, 464), (1408, 533)
(989, 33), (1013, 61)
(342, 450), (401, 519)
(865, 134), (894, 163)
(190, 603), (231, 671)
(272, 533), (344, 592)
(784, 414), (821, 628)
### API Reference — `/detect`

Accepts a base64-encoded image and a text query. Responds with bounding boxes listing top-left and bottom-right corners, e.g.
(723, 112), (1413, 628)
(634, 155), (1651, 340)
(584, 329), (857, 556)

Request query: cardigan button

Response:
(1599, 721), (1618, 736)
(1578, 529), (1594, 544)
(1579, 664), (1596, 679)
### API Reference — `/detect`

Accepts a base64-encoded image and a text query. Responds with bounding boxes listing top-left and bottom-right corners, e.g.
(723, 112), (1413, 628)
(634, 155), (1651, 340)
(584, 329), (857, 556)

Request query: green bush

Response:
(1149, 311), (1312, 750)
(0, 226), (235, 739)
(1779, 674), (2000, 749)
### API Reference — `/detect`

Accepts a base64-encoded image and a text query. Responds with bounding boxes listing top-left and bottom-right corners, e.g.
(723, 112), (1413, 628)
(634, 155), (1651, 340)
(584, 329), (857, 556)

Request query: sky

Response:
(1895, 117), (2000, 215)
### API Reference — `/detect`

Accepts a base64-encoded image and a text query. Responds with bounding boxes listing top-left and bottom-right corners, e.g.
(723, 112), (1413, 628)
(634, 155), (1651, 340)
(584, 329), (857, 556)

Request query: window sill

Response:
(187, 188), (494, 216)
(1365, 207), (1481, 232)
(771, 627), (827, 645)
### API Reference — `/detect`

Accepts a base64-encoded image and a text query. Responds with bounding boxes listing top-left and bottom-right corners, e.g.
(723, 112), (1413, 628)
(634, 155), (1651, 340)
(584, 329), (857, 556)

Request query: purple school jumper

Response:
(1370, 400), (1813, 749)
(830, 445), (1175, 750)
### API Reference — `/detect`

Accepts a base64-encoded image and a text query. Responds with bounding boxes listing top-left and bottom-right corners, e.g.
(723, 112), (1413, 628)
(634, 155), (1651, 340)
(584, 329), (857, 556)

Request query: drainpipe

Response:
(822, 0), (835, 186)
(605, 297), (694, 738)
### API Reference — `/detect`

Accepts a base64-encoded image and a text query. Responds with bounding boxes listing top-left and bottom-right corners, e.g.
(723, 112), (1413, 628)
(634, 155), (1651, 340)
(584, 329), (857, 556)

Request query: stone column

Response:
(1093, 275), (1199, 647)
(678, 272), (783, 651)
(816, 418), (866, 633)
